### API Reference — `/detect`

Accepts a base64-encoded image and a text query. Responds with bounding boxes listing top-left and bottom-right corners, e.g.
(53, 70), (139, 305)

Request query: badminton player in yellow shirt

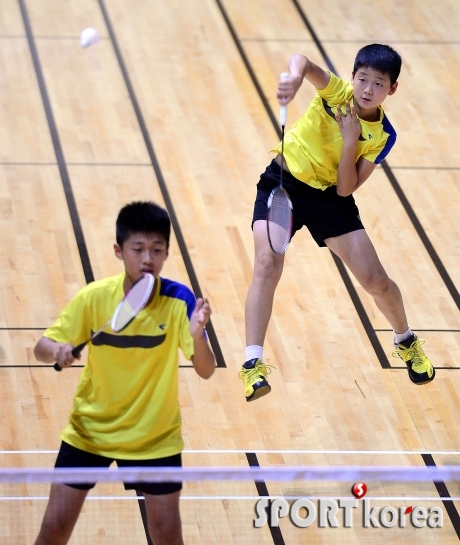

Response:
(240, 44), (435, 402)
(34, 201), (215, 545)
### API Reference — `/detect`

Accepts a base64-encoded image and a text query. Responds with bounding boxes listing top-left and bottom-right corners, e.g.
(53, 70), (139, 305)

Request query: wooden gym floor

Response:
(0, 0), (460, 543)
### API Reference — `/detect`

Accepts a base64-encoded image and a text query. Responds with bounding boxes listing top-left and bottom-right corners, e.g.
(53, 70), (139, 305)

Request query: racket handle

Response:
(53, 341), (87, 371)
(279, 72), (289, 127)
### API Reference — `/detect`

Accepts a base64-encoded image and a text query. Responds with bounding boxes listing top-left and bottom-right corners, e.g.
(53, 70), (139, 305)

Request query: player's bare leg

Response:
(240, 220), (284, 401)
(246, 220), (285, 346)
(144, 491), (184, 545)
(326, 228), (434, 384)
(35, 484), (88, 545)
(326, 228), (408, 332)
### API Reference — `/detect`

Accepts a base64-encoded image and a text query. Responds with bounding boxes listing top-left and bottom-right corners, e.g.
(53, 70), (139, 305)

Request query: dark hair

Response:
(353, 44), (402, 85)
(116, 201), (171, 247)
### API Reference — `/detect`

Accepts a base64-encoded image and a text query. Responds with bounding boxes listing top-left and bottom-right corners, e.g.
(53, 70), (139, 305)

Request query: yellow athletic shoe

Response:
(392, 335), (435, 385)
(238, 358), (273, 402)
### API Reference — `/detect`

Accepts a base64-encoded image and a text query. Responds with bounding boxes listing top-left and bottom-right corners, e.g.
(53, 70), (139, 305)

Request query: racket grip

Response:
(279, 72), (289, 126)
(53, 342), (87, 371)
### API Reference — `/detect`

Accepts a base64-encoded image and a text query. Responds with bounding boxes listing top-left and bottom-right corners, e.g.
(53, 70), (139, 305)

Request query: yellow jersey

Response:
(272, 72), (396, 190)
(44, 273), (195, 459)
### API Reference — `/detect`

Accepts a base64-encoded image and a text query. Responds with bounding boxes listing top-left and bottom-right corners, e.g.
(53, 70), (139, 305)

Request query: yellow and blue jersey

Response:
(44, 273), (195, 459)
(272, 72), (396, 190)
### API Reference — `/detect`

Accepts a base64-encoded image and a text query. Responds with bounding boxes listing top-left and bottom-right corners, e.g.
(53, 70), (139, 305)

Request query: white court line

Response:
(1, 449), (460, 455)
(1, 496), (460, 502)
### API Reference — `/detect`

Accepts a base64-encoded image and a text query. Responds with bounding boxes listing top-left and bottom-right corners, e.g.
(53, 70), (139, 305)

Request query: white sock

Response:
(394, 328), (413, 345)
(245, 345), (263, 362)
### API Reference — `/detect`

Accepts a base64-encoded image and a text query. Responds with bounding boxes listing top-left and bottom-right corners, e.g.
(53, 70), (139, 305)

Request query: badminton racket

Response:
(54, 273), (155, 371)
(267, 72), (293, 255)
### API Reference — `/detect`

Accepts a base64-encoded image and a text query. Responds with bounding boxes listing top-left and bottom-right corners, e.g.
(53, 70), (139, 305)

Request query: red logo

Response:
(352, 482), (367, 499)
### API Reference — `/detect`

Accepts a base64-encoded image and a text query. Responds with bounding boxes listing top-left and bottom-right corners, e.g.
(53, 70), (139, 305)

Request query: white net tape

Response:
(1, 465), (460, 484)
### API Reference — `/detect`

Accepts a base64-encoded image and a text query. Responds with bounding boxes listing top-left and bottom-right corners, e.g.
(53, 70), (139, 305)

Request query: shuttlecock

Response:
(80, 27), (100, 48)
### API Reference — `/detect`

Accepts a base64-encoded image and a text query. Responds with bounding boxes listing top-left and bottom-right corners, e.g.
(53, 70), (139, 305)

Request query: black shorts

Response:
(252, 159), (364, 247)
(55, 441), (182, 495)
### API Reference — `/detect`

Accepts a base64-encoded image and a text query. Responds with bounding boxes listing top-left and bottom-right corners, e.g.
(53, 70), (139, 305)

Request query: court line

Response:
(18, 0), (94, 284)
(1, 449), (460, 455)
(1, 496), (459, 502)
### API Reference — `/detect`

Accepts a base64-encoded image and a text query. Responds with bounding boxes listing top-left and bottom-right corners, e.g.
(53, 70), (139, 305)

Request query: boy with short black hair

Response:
(34, 201), (215, 545)
(240, 44), (435, 402)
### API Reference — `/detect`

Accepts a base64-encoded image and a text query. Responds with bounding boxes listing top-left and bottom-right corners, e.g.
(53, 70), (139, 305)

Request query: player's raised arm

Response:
(277, 54), (331, 106)
(190, 298), (215, 379)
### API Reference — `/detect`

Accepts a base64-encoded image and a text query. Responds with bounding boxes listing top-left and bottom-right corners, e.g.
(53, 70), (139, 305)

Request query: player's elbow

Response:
(192, 353), (216, 379)
(195, 365), (215, 380)
(33, 337), (47, 363)
(336, 178), (360, 197)
(199, 366), (215, 380)
(336, 186), (353, 197)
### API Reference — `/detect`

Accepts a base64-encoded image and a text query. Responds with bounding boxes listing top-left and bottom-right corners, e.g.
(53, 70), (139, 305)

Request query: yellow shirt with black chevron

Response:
(44, 273), (195, 459)
(272, 72), (397, 190)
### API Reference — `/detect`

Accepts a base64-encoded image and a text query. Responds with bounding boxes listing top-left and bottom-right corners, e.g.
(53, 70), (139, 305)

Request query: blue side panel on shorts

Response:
(374, 114), (397, 164)
(160, 278), (196, 319)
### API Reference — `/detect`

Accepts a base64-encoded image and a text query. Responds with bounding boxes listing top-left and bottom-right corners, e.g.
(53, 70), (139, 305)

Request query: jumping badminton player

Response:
(34, 201), (215, 545)
(239, 44), (435, 402)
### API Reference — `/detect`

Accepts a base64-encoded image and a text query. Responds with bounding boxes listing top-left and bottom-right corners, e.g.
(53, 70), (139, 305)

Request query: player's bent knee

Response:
(254, 251), (284, 280)
(147, 513), (183, 544)
(362, 272), (391, 297)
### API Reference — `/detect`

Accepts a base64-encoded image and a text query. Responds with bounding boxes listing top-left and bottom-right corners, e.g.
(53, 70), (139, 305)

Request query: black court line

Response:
(17, 0), (94, 285)
(135, 491), (154, 545)
(0, 328), (46, 330)
(421, 454), (460, 539)
(246, 453), (286, 545)
(381, 162), (460, 310)
(0, 161), (152, 166)
(240, 38), (460, 46)
(392, 166), (460, 170)
(375, 328), (460, 332)
(213, 0), (279, 131)
(391, 366), (460, 370)
(0, 364), (196, 369)
(97, 0), (225, 370)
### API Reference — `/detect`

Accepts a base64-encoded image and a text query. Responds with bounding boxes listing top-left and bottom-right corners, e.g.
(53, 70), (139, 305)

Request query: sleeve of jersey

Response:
(373, 114), (397, 164)
(316, 72), (350, 105)
(160, 279), (196, 361)
(43, 288), (92, 347)
(178, 291), (195, 361)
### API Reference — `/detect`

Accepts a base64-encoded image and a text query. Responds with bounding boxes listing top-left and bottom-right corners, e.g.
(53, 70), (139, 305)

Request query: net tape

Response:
(1, 466), (460, 485)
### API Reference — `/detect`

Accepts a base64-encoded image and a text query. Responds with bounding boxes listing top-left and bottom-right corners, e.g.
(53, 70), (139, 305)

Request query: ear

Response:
(114, 243), (123, 261)
(388, 81), (398, 96)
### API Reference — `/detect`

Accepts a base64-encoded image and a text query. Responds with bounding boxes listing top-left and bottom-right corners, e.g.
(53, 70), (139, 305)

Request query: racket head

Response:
(111, 273), (155, 332)
(266, 186), (293, 255)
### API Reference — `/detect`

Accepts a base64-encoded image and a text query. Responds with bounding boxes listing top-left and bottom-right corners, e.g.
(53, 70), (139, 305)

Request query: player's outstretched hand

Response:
(190, 298), (212, 340)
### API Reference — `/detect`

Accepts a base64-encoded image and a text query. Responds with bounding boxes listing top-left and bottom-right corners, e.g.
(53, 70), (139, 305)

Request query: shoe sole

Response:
(246, 384), (271, 402)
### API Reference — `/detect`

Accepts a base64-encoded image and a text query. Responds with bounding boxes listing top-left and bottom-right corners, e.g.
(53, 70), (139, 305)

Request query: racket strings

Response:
(111, 274), (154, 332)
(267, 188), (293, 254)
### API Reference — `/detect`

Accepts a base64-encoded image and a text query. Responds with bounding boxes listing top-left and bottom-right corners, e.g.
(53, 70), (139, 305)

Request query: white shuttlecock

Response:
(80, 27), (100, 48)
